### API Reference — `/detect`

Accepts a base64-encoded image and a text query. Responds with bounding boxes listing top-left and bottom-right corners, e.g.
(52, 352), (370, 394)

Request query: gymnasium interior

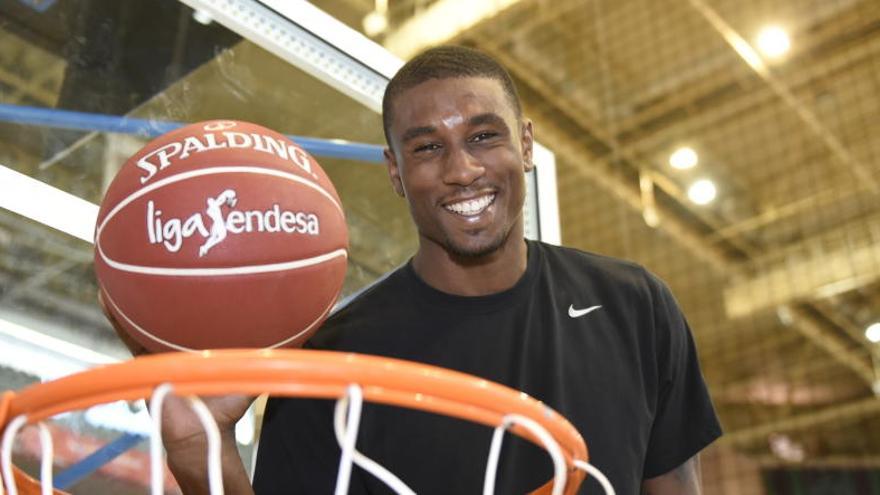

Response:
(1, 0), (879, 493)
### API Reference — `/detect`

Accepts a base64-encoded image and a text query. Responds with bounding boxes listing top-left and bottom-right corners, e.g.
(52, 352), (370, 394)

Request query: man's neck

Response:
(412, 237), (529, 296)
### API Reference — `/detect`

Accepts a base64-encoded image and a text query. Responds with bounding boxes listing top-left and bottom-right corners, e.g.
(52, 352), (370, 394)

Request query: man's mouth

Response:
(443, 194), (496, 216)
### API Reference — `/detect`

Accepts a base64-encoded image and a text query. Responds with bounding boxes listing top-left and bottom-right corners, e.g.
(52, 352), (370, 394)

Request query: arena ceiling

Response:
(1, 0), (879, 480)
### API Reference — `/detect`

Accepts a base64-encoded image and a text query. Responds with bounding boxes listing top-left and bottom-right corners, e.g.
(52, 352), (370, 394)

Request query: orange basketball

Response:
(94, 120), (348, 352)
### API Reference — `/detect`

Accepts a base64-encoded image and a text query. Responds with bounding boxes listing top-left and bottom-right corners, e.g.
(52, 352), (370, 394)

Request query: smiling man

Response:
(251, 46), (721, 494)
(146, 46), (721, 494)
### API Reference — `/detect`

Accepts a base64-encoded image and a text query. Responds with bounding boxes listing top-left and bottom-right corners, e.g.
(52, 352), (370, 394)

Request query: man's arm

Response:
(641, 455), (702, 495)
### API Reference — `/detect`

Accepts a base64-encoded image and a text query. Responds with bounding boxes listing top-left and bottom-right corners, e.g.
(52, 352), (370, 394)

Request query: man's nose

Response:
(442, 146), (485, 185)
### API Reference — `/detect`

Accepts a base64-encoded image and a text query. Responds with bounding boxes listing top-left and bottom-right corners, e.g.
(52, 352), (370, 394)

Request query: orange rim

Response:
(1, 349), (587, 494)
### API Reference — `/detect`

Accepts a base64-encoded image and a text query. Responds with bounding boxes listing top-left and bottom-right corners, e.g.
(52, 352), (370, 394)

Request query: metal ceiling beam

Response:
(0, 273), (107, 329)
(383, 0), (526, 59)
(722, 396), (880, 446)
(813, 300), (874, 349)
(706, 333), (849, 384)
(753, 455), (880, 469)
(712, 356), (869, 406)
(783, 306), (874, 386)
(617, 0), (875, 145)
(0, 211), (92, 264)
(708, 181), (877, 246)
(0, 259), (79, 304)
(0, 65), (56, 105)
(701, 322), (802, 364)
(623, 27), (880, 160)
(4, 54), (64, 105)
(725, 217), (880, 317)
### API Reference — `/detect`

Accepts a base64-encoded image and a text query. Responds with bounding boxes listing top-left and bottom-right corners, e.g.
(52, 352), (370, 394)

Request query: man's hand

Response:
(158, 394), (253, 447)
(641, 455), (702, 495)
(157, 394), (255, 495)
(99, 292), (256, 494)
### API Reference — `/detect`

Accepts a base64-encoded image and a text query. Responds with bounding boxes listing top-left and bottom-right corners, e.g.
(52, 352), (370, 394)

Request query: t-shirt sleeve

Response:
(642, 272), (723, 479)
(252, 395), (372, 494)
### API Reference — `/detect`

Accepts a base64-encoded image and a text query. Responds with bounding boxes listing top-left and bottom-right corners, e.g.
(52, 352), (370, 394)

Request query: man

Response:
(133, 46), (721, 494)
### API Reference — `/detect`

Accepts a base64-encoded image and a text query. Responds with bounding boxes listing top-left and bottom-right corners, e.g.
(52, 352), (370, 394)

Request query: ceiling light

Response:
(769, 433), (805, 462)
(362, 0), (388, 37)
(669, 147), (698, 170)
(756, 26), (790, 58)
(687, 179), (717, 205)
(866, 322), (880, 343)
(362, 11), (388, 37)
(192, 9), (214, 26)
(0, 164), (98, 244)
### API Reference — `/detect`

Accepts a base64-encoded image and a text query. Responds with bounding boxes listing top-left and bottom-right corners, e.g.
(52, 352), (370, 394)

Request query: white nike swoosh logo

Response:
(568, 305), (602, 318)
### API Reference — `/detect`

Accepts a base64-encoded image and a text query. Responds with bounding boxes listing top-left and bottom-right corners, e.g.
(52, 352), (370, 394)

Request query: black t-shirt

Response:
(253, 241), (721, 494)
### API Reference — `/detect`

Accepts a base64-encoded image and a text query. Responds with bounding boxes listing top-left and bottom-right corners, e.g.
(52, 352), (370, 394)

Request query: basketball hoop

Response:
(0, 350), (615, 494)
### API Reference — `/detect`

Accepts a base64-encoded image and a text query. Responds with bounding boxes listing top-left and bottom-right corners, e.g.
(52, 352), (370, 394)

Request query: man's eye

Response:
(414, 143), (440, 153)
(472, 132), (498, 142)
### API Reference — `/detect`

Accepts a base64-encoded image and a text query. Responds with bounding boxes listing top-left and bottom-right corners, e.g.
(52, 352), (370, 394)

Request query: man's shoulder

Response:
(533, 241), (653, 289)
(334, 264), (408, 313)
(306, 263), (412, 350)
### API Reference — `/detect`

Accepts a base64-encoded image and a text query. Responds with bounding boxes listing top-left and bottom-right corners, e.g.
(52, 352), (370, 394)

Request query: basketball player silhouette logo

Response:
(199, 189), (237, 257)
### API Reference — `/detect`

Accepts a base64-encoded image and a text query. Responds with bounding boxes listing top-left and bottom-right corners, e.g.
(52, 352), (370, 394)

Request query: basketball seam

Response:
(97, 246), (347, 276)
(101, 287), (198, 352)
(101, 283), (338, 352)
(265, 288), (339, 348)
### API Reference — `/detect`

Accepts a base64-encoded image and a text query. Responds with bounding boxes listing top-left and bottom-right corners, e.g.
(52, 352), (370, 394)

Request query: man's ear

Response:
(385, 147), (405, 197)
(521, 119), (535, 172)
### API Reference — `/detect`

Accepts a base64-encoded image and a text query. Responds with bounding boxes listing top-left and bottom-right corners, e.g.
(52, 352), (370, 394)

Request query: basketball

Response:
(93, 120), (348, 352)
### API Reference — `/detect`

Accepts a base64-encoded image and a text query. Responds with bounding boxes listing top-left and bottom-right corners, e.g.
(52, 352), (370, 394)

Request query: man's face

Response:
(384, 77), (534, 258)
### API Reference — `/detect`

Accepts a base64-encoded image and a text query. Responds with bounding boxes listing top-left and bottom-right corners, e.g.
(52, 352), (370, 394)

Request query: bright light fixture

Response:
(669, 147), (698, 170)
(866, 322), (880, 343)
(0, 164), (98, 244)
(756, 26), (791, 58)
(192, 9), (213, 25)
(363, 11), (388, 37)
(688, 179), (717, 205)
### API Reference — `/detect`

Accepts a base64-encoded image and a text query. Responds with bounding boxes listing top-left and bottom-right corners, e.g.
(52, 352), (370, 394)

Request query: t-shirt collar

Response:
(404, 240), (541, 313)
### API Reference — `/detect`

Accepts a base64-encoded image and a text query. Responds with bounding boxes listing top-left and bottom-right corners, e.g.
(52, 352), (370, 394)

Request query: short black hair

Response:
(382, 45), (522, 147)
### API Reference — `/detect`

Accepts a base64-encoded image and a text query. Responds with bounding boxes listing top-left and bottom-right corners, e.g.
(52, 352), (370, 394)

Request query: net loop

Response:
(484, 413), (567, 495)
(333, 384), (362, 495)
(332, 385), (415, 494)
(574, 460), (616, 495)
(149, 384), (224, 495)
(1, 416), (53, 495)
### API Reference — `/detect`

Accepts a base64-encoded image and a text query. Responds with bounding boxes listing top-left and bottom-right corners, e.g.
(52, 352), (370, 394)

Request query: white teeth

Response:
(445, 194), (495, 216)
